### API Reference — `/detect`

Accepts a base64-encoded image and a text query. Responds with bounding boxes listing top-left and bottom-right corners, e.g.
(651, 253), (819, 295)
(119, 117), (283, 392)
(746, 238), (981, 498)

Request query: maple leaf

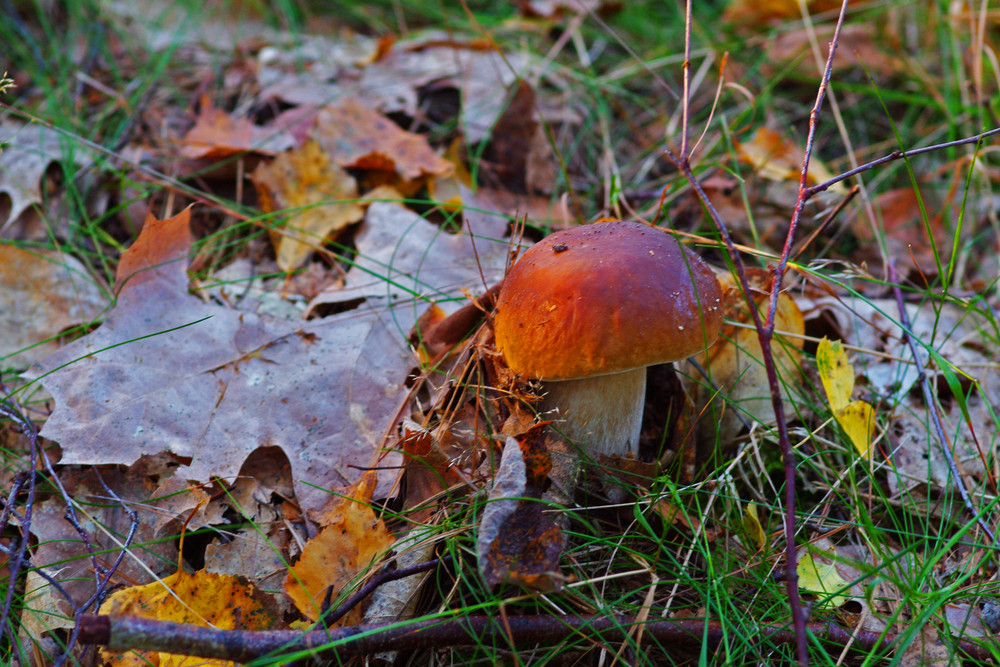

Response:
(0, 244), (107, 368)
(24, 208), (413, 510)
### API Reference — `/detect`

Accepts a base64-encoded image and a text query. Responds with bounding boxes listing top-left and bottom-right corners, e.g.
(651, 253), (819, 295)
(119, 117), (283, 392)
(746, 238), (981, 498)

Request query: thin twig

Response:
(669, 1), (853, 662)
(320, 556), (448, 628)
(803, 126), (1000, 199)
(886, 263), (996, 544)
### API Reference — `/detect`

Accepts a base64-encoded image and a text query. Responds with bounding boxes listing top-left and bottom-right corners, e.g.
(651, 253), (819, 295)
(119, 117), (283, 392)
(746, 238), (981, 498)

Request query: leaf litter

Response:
(4, 2), (1000, 664)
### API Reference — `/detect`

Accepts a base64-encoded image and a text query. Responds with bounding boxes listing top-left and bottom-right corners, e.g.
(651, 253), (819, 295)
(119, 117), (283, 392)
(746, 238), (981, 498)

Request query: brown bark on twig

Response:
(77, 613), (998, 663)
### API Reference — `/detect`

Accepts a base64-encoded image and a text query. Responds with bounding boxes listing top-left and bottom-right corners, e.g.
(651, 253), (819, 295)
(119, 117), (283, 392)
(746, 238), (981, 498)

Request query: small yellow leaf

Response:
(816, 337), (853, 413)
(797, 551), (849, 608)
(743, 502), (767, 552)
(836, 400), (875, 457)
(816, 338), (876, 456)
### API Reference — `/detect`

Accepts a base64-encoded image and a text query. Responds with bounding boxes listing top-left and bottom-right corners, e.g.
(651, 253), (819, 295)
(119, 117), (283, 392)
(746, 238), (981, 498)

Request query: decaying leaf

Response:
(816, 337), (876, 456)
(804, 295), (999, 496)
(0, 121), (92, 236)
(285, 470), (395, 623)
(314, 99), (453, 181)
(307, 193), (513, 312)
(180, 95), (296, 160)
(478, 426), (567, 592)
(99, 568), (276, 667)
(684, 268), (806, 447)
(250, 139), (366, 271)
(723, 0), (842, 25)
(0, 244), (107, 368)
(24, 208), (413, 511)
(29, 460), (182, 609)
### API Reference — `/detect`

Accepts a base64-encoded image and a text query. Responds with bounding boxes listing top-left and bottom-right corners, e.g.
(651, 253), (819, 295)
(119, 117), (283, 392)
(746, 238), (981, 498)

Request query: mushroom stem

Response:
(541, 367), (646, 459)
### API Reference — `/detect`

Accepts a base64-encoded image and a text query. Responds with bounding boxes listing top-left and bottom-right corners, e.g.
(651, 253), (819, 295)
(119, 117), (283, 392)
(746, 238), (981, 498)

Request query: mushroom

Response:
(494, 220), (723, 461)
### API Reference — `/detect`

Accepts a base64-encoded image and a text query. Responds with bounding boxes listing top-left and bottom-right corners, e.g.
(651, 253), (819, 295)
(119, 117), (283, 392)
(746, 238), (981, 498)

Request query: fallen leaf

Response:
(0, 244), (107, 368)
(24, 208), (413, 511)
(896, 624), (952, 667)
(743, 502), (767, 552)
(250, 139), (366, 271)
(803, 295), (998, 496)
(0, 121), (92, 236)
(307, 193), (513, 313)
(478, 426), (567, 592)
(180, 95), (295, 160)
(797, 551), (849, 608)
(99, 568), (276, 667)
(723, 0), (843, 26)
(314, 99), (452, 181)
(816, 337), (875, 456)
(481, 80), (537, 190)
(519, 0), (602, 19)
(852, 186), (952, 274)
(736, 127), (843, 194)
(29, 461), (181, 608)
(766, 24), (906, 80)
(285, 470), (395, 623)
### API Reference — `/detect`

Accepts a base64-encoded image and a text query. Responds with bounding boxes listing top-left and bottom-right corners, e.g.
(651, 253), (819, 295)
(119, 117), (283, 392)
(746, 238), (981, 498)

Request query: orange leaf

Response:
(180, 95), (294, 160)
(285, 470), (395, 623)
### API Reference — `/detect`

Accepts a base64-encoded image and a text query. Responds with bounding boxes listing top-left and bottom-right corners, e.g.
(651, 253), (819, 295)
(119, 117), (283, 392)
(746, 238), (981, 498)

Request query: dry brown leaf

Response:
(851, 186), (952, 274)
(285, 470), (395, 623)
(477, 426), (567, 592)
(766, 23), (905, 80)
(0, 244), (107, 368)
(314, 99), (452, 181)
(180, 95), (296, 160)
(307, 193), (513, 312)
(723, 0), (844, 26)
(28, 460), (182, 608)
(25, 207), (413, 511)
(251, 139), (366, 271)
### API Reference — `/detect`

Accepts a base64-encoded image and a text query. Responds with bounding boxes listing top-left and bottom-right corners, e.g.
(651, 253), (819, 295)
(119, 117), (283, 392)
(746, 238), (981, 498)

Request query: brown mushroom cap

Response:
(495, 221), (723, 380)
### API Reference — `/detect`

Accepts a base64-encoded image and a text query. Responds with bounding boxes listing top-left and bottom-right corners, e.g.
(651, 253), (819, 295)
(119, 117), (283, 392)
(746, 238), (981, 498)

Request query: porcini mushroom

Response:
(494, 221), (723, 460)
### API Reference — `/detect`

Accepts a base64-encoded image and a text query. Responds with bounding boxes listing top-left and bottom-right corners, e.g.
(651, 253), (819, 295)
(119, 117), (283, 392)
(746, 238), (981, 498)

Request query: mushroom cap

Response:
(495, 221), (723, 380)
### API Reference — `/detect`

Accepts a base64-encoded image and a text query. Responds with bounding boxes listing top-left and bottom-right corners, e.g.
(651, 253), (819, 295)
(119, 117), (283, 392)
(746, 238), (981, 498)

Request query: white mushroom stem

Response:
(541, 367), (646, 459)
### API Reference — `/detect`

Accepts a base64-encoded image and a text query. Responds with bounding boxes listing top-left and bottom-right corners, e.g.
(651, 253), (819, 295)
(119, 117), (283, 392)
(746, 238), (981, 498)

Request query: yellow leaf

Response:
(98, 569), (274, 667)
(816, 338), (876, 456)
(285, 470), (396, 623)
(836, 399), (875, 457)
(250, 139), (366, 272)
(742, 502), (767, 552)
(816, 337), (853, 413)
(797, 551), (849, 608)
